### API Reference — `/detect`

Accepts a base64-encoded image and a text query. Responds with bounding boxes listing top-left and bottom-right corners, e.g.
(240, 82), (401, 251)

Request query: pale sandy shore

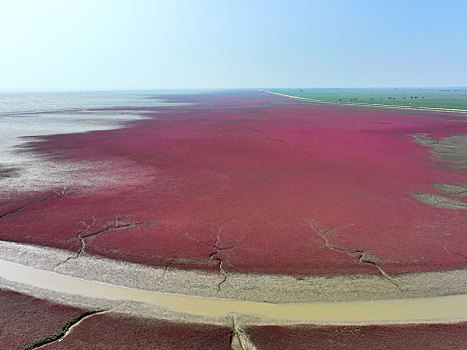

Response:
(0, 241), (466, 326)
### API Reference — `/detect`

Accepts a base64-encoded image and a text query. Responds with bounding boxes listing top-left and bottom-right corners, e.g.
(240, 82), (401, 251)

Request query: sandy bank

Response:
(0, 240), (466, 326)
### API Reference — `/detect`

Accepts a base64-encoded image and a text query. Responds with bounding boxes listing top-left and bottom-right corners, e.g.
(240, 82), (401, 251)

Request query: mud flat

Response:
(1, 240), (466, 306)
(1, 91), (466, 277)
(1, 91), (466, 299)
(2, 255), (467, 324)
(1, 91), (466, 347)
(0, 245), (465, 348)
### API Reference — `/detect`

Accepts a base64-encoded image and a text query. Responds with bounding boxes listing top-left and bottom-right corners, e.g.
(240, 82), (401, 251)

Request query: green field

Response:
(270, 88), (467, 110)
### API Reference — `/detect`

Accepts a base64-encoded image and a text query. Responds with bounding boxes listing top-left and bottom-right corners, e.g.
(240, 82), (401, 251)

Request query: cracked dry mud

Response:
(23, 310), (106, 350)
(230, 314), (257, 350)
(0, 188), (67, 220)
(1, 91), (466, 348)
(307, 221), (401, 289)
(55, 215), (145, 268)
(186, 230), (239, 292)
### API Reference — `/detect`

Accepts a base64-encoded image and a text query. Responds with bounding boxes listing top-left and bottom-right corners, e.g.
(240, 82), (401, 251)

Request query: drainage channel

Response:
(1, 259), (466, 324)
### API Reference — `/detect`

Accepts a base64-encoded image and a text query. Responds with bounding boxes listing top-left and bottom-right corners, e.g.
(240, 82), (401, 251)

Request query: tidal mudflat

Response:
(1, 91), (466, 348)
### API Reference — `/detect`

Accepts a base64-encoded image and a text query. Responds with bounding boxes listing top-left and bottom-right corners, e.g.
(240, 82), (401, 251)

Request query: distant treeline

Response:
(340, 96), (425, 102)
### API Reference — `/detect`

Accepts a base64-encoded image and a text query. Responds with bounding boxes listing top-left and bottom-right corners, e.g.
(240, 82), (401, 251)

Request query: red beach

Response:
(1, 91), (466, 276)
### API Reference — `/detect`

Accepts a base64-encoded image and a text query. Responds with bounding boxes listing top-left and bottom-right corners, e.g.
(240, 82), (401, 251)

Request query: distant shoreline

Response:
(265, 90), (467, 114)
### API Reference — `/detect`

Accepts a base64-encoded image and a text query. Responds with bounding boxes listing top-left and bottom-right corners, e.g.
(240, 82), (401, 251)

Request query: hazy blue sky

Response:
(1, 0), (466, 91)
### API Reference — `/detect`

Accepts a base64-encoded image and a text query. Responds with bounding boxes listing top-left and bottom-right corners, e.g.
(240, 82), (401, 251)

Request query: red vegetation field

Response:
(246, 323), (467, 350)
(42, 312), (231, 350)
(0, 289), (231, 349)
(1, 91), (466, 275)
(0, 289), (86, 349)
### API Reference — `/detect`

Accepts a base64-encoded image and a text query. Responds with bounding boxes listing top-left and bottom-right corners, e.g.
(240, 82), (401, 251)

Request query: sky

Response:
(0, 0), (466, 91)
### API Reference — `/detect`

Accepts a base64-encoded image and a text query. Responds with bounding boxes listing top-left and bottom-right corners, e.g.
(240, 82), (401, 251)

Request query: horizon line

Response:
(1, 86), (467, 94)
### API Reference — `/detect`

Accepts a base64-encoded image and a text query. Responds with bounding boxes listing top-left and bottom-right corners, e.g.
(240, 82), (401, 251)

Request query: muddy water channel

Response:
(1, 259), (466, 324)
